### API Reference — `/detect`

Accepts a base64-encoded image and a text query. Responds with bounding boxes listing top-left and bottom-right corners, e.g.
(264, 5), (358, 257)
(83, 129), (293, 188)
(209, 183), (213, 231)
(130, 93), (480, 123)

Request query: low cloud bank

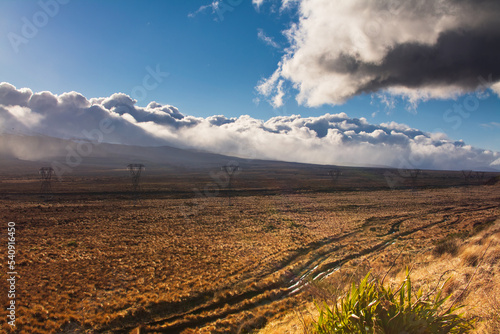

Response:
(0, 82), (498, 170)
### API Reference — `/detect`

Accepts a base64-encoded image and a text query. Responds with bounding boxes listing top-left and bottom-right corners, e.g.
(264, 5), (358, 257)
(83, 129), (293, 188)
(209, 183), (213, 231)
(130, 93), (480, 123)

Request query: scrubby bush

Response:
(433, 238), (460, 256)
(313, 271), (473, 333)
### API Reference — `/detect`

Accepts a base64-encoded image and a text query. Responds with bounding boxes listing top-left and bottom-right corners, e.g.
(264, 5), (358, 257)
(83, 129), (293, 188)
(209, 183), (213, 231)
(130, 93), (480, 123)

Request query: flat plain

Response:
(0, 165), (498, 333)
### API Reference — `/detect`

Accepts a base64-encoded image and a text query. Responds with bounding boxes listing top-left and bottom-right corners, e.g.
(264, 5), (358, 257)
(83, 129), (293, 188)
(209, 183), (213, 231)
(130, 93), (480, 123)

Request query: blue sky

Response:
(1, 1), (288, 117)
(1, 0), (499, 169)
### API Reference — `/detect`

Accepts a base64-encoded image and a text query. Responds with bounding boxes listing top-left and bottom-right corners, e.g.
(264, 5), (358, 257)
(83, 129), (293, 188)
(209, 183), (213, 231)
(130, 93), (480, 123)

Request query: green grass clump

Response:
(313, 270), (473, 333)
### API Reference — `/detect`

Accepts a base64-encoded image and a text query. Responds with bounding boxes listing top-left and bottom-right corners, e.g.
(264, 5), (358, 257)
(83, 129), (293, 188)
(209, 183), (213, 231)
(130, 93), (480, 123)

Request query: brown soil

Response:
(0, 168), (498, 333)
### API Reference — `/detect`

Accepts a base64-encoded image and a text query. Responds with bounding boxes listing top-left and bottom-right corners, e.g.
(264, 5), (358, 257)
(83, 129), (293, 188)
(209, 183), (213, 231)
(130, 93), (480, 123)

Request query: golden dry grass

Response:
(0, 172), (497, 333)
(259, 219), (500, 334)
(388, 219), (500, 333)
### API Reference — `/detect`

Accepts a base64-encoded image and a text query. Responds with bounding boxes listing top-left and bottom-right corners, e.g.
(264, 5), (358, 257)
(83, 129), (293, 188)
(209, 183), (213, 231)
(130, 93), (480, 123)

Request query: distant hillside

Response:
(1, 134), (498, 179)
(0, 133), (253, 174)
(0, 133), (331, 178)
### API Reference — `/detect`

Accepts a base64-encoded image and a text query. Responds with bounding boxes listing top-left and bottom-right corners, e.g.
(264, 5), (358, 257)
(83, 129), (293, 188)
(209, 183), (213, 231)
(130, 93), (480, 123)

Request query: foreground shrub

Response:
(313, 271), (474, 333)
(433, 238), (460, 256)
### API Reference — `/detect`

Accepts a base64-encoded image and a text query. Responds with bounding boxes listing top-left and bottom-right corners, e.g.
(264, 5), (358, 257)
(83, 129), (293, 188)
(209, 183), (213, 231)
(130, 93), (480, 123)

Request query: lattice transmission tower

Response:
(407, 169), (421, 192)
(221, 162), (240, 206)
(127, 164), (145, 202)
(328, 169), (342, 188)
(475, 171), (485, 185)
(462, 170), (473, 185)
(39, 167), (54, 195)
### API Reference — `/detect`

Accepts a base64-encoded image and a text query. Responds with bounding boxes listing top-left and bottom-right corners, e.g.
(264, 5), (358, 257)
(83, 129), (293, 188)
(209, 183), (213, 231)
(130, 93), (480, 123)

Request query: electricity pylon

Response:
(328, 169), (341, 186)
(39, 167), (54, 196)
(221, 162), (239, 206)
(127, 164), (145, 202)
(407, 169), (420, 192)
(462, 170), (472, 185)
(475, 171), (485, 185)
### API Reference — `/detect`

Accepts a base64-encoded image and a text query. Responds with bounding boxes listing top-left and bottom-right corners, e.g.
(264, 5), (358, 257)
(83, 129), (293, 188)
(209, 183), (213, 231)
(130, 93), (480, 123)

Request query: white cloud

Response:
(0, 82), (498, 170)
(257, 28), (280, 48)
(188, 1), (220, 18)
(280, 0), (299, 11)
(1, 104), (44, 128)
(256, 0), (500, 108)
(492, 82), (500, 98)
(271, 80), (285, 108)
(252, 0), (265, 10)
(256, 67), (281, 96)
(481, 122), (500, 129)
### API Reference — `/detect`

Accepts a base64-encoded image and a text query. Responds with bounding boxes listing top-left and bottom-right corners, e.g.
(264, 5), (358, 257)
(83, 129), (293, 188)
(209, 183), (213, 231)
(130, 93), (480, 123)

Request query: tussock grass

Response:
(433, 238), (460, 256)
(379, 219), (500, 333)
(313, 271), (473, 333)
(260, 219), (500, 334)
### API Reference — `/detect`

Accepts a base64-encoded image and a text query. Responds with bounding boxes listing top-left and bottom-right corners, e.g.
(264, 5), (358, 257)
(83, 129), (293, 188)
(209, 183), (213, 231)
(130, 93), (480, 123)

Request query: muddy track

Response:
(387, 219), (404, 235)
(96, 232), (358, 333)
(103, 284), (286, 334)
(285, 213), (461, 295)
(100, 204), (498, 333)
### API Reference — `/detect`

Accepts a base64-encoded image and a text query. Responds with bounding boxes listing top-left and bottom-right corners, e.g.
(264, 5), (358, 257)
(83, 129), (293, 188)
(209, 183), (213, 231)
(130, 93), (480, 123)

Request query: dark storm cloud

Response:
(352, 26), (500, 95)
(258, 0), (500, 107)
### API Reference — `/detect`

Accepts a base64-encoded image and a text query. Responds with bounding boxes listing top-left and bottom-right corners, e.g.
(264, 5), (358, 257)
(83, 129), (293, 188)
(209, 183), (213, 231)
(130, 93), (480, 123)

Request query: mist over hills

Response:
(0, 133), (498, 179)
(0, 133), (322, 177)
(0, 133), (239, 173)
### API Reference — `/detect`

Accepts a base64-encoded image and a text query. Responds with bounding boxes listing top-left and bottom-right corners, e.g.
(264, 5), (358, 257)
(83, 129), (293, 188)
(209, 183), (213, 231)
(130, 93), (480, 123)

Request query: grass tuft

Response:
(433, 238), (460, 257)
(312, 270), (474, 334)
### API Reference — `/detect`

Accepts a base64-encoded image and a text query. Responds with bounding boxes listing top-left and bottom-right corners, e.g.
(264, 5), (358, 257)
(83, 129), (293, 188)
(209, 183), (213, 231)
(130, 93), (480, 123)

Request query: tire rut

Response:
(98, 205), (498, 333)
